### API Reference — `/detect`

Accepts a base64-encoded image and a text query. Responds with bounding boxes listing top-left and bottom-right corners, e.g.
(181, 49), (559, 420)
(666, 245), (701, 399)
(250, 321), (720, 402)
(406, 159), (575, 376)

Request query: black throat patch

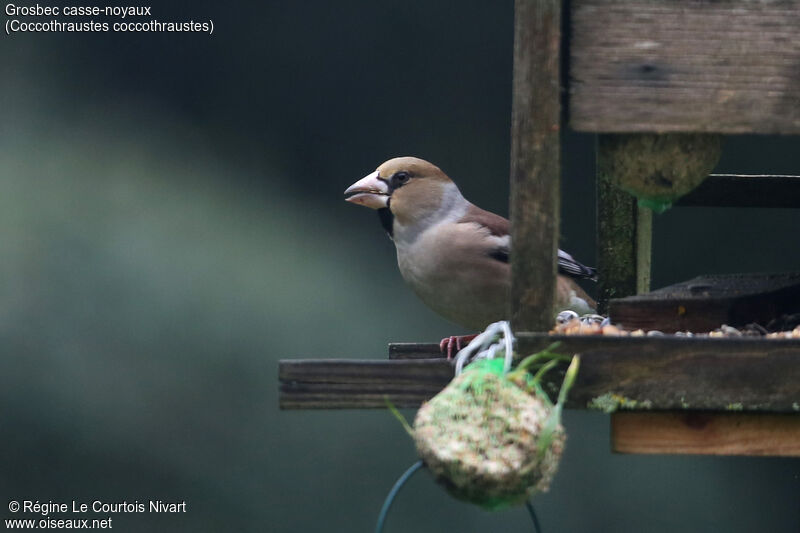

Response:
(377, 207), (394, 240)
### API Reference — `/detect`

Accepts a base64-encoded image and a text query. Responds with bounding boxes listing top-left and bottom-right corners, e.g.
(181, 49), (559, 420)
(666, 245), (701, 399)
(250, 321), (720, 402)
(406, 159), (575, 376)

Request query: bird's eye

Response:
(393, 172), (410, 186)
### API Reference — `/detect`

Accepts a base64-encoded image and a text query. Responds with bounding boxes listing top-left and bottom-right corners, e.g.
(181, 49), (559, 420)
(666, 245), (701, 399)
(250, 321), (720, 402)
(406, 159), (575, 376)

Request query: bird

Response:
(344, 156), (596, 357)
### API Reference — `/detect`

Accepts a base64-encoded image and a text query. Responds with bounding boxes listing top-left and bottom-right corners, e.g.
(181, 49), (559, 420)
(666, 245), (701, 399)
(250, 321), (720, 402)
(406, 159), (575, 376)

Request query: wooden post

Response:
(636, 206), (652, 295)
(509, 0), (562, 332)
(596, 136), (653, 313)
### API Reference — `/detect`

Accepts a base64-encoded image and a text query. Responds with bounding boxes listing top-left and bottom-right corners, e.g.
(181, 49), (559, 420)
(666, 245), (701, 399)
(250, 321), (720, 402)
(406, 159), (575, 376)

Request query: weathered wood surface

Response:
(609, 272), (800, 332)
(517, 334), (800, 413)
(596, 137), (653, 313)
(635, 207), (652, 295)
(509, 0), (562, 331)
(570, 0), (800, 133)
(612, 412), (800, 456)
(280, 335), (800, 411)
(279, 359), (451, 409)
(675, 174), (800, 208)
(280, 359), (452, 384)
(280, 382), (443, 410)
(389, 343), (450, 359)
(389, 343), (444, 360)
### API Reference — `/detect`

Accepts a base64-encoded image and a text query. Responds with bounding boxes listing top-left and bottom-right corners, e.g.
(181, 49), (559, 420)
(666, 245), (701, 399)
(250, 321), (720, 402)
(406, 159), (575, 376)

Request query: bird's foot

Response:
(439, 334), (479, 360)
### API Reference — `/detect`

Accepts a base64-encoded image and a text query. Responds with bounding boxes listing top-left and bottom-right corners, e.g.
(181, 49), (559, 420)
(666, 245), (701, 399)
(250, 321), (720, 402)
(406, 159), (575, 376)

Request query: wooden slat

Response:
(281, 335), (800, 411)
(279, 359), (452, 385)
(608, 272), (800, 332)
(509, 0), (562, 331)
(569, 0), (800, 133)
(675, 174), (800, 208)
(279, 358), (451, 409)
(389, 343), (443, 360)
(612, 412), (800, 456)
(280, 382), (442, 409)
(388, 343), (446, 359)
(517, 334), (800, 413)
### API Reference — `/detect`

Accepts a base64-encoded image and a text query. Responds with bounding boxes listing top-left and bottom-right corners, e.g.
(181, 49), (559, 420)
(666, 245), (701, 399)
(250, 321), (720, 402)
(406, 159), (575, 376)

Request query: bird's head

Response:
(344, 157), (456, 226)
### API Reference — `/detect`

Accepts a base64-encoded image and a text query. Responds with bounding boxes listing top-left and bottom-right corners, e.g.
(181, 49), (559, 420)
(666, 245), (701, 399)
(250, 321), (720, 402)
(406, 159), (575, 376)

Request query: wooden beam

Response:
(279, 359), (452, 385)
(675, 174), (800, 208)
(635, 206), (652, 294)
(612, 412), (800, 457)
(280, 335), (800, 411)
(279, 359), (450, 409)
(509, 0), (562, 331)
(516, 334), (800, 413)
(388, 343), (447, 359)
(608, 272), (800, 333)
(280, 382), (443, 409)
(596, 137), (653, 313)
(569, 0), (800, 134)
(388, 343), (443, 360)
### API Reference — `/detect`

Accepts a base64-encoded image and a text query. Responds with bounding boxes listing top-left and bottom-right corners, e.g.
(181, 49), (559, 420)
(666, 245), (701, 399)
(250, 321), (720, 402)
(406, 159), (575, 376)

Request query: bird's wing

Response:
(460, 204), (510, 263)
(557, 249), (597, 281)
(460, 204), (596, 280)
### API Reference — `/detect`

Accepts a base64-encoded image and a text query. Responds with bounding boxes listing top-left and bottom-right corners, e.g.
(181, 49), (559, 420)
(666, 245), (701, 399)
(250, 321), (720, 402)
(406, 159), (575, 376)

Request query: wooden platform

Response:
(608, 272), (800, 332)
(279, 335), (800, 412)
(280, 334), (800, 456)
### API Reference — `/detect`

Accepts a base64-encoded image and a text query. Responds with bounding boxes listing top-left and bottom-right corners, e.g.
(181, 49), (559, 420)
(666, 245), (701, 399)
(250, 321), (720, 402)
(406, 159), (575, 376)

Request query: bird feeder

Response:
(280, 0), (800, 457)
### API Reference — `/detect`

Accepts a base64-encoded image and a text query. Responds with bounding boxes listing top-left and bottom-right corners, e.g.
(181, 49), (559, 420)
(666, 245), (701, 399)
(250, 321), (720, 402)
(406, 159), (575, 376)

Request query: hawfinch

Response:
(345, 157), (597, 355)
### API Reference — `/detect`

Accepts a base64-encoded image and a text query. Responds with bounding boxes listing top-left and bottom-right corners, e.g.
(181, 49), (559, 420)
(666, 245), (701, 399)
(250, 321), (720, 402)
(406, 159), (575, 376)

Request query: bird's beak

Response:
(344, 170), (390, 209)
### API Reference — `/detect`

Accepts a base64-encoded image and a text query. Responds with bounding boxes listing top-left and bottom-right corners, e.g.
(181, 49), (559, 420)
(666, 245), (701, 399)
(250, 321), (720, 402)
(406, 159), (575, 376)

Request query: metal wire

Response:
(375, 460), (544, 533)
(453, 320), (516, 376)
(526, 500), (543, 533)
(374, 460), (424, 533)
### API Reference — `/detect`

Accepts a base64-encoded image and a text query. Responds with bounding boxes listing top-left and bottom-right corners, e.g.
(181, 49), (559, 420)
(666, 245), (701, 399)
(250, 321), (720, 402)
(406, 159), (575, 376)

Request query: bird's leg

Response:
(439, 334), (479, 360)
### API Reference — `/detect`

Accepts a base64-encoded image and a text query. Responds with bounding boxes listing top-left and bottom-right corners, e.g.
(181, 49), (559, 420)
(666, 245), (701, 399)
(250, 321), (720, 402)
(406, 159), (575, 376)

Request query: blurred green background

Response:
(1, 1), (799, 531)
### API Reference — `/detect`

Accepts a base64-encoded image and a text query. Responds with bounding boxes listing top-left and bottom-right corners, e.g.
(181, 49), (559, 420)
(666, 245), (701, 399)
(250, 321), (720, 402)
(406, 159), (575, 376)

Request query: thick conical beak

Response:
(344, 170), (390, 209)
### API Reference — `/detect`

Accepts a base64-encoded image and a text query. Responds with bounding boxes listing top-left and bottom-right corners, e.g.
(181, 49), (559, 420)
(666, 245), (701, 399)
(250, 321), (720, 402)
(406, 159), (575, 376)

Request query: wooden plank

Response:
(608, 272), (800, 332)
(389, 343), (443, 360)
(675, 174), (800, 208)
(280, 382), (441, 409)
(517, 334), (800, 413)
(612, 412), (800, 456)
(388, 343), (448, 359)
(596, 137), (653, 313)
(279, 358), (450, 409)
(509, 0), (562, 331)
(279, 359), (452, 385)
(569, 0), (800, 134)
(281, 335), (800, 410)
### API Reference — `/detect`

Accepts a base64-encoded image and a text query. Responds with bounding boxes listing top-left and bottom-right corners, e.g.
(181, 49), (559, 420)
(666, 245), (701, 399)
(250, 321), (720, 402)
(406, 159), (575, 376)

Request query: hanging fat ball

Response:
(412, 343), (579, 510)
(598, 133), (722, 212)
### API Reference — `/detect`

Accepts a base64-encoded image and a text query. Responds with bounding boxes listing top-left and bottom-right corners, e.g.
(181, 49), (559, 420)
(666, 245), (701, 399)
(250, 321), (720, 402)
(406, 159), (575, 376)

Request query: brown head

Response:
(344, 157), (458, 227)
